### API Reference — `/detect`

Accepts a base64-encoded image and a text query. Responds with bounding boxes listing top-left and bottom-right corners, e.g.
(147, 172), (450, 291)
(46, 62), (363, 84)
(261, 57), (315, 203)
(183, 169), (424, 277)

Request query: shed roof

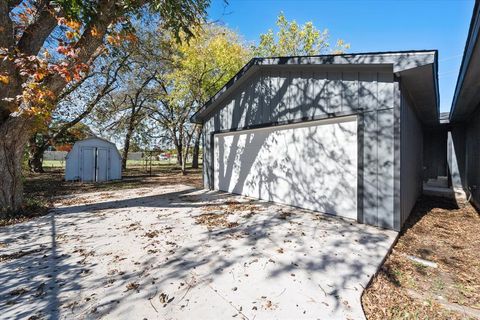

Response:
(191, 50), (439, 125)
(66, 136), (121, 159)
(76, 136), (116, 145)
(449, 1), (480, 122)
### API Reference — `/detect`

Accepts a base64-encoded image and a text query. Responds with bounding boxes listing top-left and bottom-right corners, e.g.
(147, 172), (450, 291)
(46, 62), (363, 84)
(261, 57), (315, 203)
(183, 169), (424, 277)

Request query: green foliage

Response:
(52, 0), (210, 39)
(52, 0), (97, 22)
(53, 122), (94, 146)
(165, 24), (251, 107)
(253, 12), (350, 57)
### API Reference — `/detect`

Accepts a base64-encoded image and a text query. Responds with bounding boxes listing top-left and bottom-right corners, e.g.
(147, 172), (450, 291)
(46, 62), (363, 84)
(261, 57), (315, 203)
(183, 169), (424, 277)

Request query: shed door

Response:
(96, 148), (109, 182)
(80, 147), (95, 182)
(213, 116), (358, 220)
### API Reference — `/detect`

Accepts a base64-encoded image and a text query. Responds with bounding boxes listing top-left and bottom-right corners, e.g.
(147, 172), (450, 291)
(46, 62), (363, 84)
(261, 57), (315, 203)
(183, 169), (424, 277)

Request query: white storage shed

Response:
(65, 137), (122, 182)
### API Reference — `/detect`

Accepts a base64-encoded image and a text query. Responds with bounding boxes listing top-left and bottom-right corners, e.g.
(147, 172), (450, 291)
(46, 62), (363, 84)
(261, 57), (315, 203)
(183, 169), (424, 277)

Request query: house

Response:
(191, 50), (439, 231)
(65, 137), (122, 182)
(448, 0), (480, 209)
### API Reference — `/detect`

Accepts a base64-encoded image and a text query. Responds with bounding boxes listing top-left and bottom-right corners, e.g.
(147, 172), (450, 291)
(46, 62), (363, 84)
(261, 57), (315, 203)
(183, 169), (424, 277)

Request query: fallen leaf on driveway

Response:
(125, 282), (139, 292)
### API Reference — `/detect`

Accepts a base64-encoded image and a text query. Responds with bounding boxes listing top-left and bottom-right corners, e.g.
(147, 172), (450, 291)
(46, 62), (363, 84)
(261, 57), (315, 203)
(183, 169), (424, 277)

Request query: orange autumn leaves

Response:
(3, 8), (135, 122)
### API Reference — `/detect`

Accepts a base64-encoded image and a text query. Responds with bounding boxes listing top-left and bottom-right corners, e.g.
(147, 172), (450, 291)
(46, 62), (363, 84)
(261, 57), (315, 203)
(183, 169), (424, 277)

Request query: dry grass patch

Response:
(196, 199), (261, 230)
(195, 212), (239, 230)
(363, 196), (480, 319)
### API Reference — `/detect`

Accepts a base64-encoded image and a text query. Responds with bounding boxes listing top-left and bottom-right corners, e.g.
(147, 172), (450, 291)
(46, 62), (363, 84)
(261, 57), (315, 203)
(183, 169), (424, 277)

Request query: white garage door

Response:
(214, 116), (358, 220)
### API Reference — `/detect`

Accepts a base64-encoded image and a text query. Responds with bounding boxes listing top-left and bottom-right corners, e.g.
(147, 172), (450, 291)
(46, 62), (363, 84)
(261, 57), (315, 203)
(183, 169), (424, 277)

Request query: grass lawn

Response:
(25, 163), (202, 198)
(42, 160), (66, 168)
(41, 159), (193, 169)
(362, 196), (480, 319)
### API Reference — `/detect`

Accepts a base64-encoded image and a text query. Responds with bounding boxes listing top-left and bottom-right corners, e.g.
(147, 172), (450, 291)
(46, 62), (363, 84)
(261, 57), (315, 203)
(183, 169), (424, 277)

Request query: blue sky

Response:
(208, 0), (475, 113)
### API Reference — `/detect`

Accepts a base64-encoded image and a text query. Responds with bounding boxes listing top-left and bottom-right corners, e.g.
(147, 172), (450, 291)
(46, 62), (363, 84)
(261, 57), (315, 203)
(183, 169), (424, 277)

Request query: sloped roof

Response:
(191, 50), (439, 125)
(450, 0), (480, 122)
(66, 136), (121, 159)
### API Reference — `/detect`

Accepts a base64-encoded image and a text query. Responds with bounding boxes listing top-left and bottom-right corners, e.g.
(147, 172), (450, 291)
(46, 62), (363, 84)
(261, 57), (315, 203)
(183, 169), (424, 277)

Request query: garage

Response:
(192, 51), (440, 231)
(214, 116), (357, 219)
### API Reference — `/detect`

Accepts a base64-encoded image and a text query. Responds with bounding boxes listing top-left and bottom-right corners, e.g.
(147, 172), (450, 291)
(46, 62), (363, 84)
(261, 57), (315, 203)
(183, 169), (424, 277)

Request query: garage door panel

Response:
(214, 117), (357, 220)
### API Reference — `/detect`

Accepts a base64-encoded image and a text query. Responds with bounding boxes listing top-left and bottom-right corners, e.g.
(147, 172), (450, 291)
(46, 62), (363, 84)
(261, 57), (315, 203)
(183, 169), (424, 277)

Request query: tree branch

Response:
(8, 0), (22, 11)
(43, 0), (119, 97)
(0, 1), (14, 47)
(47, 52), (128, 147)
(56, 72), (95, 102)
(17, 2), (58, 56)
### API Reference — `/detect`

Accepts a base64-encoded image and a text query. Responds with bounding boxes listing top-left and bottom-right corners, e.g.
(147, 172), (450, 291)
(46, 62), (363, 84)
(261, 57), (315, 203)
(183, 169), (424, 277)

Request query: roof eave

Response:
(191, 50), (439, 124)
(450, 1), (480, 122)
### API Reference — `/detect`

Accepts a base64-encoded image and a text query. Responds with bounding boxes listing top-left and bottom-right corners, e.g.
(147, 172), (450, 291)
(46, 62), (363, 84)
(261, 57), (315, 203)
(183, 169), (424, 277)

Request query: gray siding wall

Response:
(203, 65), (400, 230)
(399, 88), (423, 228)
(449, 107), (480, 210)
(465, 108), (480, 208)
(448, 126), (466, 191)
(423, 127), (448, 180)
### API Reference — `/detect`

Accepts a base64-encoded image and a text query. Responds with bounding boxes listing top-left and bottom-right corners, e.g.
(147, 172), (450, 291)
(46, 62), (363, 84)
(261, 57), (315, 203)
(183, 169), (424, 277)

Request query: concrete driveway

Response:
(0, 185), (397, 319)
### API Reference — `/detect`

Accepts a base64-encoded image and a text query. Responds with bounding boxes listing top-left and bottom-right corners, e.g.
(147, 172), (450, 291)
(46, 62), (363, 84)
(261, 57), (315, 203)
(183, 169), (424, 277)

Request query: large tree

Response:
(94, 71), (157, 170)
(149, 23), (250, 173)
(0, 0), (209, 213)
(253, 12), (350, 57)
(28, 52), (129, 172)
(90, 17), (170, 170)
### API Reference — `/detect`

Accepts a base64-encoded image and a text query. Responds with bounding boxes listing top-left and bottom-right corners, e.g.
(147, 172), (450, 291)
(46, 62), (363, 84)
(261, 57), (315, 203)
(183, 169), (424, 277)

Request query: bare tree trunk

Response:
(175, 142), (183, 166)
(28, 146), (46, 173)
(121, 132), (131, 171)
(191, 125), (202, 169)
(181, 146), (188, 175)
(27, 134), (46, 173)
(0, 117), (31, 215)
(172, 128), (183, 167)
(181, 140), (191, 175)
(181, 125), (196, 175)
(122, 126), (133, 171)
(29, 154), (43, 173)
(122, 105), (137, 171)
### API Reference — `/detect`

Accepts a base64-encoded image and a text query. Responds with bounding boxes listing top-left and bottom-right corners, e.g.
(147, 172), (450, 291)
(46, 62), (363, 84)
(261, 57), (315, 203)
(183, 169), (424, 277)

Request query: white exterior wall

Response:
(214, 117), (358, 220)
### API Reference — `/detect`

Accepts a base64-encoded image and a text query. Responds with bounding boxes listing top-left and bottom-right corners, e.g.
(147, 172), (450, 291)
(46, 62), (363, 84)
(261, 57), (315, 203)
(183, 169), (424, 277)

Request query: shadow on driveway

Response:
(0, 185), (397, 319)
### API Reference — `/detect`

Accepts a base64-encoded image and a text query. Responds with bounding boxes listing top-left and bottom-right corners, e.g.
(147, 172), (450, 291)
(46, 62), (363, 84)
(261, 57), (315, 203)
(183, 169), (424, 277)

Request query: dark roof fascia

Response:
(450, 0), (480, 120)
(191, 50), (438, 123)
(434, 51), (440, 122)
(191, 58), (260, 124)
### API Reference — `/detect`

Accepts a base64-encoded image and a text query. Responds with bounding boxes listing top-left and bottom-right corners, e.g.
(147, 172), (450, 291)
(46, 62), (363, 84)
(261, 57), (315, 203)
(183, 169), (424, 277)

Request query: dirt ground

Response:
(362, 196), (480, 319)
(25, 165), (203, 198)
(1, 165), (202, 226)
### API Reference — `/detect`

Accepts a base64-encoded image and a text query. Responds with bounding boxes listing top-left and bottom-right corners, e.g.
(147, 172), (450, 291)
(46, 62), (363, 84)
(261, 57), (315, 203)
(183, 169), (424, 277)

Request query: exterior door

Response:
(213, 116), (358, 220)
(96, 148), (109, 182)
(80, 147), (110, 182)
(80, 147), (95, 182)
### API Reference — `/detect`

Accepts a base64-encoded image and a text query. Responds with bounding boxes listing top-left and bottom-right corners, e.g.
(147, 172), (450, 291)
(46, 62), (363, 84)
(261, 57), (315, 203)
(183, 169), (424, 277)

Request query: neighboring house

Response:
(449, 0), (480, 209)
(65, 137), (122, 182)
(192, 50), (439, 231)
